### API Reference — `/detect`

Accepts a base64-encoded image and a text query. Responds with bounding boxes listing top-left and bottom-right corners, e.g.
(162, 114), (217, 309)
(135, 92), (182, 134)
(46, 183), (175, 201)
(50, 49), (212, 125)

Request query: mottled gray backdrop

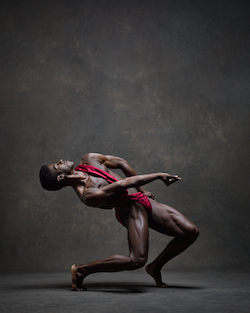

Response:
(1, 0), (249, 271)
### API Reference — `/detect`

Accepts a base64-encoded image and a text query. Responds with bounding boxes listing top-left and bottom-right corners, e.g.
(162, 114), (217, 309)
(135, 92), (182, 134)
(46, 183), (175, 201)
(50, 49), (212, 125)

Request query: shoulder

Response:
(80, 153), (106, 166)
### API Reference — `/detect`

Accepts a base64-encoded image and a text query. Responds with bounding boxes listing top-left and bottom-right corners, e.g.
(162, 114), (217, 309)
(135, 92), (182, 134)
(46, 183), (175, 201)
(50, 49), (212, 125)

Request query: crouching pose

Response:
(39, 153), (199, 291)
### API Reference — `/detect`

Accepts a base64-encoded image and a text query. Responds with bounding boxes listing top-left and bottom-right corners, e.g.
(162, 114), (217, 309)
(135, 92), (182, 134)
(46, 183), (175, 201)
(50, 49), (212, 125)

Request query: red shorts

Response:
(115, 192), (152, 226)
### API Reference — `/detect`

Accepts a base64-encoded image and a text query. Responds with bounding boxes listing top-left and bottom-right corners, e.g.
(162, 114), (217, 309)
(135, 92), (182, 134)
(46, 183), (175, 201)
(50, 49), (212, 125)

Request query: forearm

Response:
(102, 173), (162, 194)
(103, 171), (181, 194)
(118, 169), (150, 194)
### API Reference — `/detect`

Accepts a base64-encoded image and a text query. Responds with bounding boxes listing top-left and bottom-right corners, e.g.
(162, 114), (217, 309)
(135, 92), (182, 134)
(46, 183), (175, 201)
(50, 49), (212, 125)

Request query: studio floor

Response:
(0, 268), (249, 313)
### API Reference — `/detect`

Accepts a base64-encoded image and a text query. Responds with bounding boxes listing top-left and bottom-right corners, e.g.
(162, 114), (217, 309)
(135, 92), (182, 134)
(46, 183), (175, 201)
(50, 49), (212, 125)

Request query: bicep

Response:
(82, 182), (125, 207)
(82, 187), (114, 207)
(103, 155), (127, 169)
(82, 188), (103, 207)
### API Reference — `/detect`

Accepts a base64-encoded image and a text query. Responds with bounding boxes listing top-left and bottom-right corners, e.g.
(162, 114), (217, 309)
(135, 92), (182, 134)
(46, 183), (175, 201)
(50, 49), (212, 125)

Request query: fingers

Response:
(162, 175), (181, 186)
(170, 175), (181, 180)
(147, 192), (155, 200)
(143, 191), (155, 200)
(149, 193), (155, 200)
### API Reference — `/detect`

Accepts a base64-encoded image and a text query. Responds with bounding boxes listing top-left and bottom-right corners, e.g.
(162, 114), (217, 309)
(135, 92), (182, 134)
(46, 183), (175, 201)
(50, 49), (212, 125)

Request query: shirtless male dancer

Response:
(39, 153), (199, 291)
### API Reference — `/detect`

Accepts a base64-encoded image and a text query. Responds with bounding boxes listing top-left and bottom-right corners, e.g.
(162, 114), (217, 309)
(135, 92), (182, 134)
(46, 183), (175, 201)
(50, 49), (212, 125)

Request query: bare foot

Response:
(71, 264), (87, 291)
(145, 264), (168, 288)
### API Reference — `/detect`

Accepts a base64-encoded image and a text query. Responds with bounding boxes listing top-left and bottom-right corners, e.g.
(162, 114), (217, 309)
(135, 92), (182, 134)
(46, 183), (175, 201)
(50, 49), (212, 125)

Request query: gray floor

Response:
(1, 268), (250, 313)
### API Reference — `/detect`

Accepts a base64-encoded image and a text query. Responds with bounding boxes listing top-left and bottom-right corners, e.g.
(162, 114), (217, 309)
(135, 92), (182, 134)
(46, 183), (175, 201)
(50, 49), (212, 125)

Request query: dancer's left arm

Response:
(83, 153), (155, 199)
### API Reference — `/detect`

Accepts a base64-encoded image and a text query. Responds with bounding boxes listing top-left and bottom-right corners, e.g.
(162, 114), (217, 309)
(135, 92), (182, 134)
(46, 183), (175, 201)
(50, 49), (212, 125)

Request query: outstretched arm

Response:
(82, 172), (181, 207)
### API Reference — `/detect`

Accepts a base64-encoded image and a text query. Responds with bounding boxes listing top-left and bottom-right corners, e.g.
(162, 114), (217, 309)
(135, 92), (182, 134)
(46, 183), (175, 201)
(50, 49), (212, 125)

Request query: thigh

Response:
(148, 199), (197, 237)
(121, 202), (149, 258)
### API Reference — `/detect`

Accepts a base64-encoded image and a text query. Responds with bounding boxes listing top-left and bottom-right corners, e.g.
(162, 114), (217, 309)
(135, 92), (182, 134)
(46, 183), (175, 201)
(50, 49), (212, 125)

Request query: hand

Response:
(162, 173), (181, 186)
(142, 190), (155, 200)
(136, 186), (155, 200)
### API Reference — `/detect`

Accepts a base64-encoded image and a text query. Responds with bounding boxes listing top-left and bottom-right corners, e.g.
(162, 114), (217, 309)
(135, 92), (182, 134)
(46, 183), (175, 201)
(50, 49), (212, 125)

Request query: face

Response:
(48, 159), (74, 176)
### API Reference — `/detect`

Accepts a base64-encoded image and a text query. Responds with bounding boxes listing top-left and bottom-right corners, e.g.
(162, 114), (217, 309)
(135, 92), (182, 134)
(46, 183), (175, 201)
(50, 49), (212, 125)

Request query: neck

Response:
(66, 171), (88, 187)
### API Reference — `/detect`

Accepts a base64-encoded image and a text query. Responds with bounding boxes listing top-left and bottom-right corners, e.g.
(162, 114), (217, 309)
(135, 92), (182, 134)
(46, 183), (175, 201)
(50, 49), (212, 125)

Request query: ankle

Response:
(77, 266), (88, 276)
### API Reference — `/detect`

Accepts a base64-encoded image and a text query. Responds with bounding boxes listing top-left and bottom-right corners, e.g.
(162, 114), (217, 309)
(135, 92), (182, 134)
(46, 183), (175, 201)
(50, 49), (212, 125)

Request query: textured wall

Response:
(0, 0), (249, 271)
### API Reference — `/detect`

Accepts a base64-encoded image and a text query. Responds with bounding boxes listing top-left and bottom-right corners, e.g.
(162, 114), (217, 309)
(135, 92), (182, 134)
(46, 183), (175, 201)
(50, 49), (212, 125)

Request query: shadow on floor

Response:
(82, 282), (204, 293)
(7, 281), (204, 293)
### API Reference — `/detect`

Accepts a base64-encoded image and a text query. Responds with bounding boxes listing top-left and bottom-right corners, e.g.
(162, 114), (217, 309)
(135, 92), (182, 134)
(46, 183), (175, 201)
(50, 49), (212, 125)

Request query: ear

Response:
(57, 174), (65, 182)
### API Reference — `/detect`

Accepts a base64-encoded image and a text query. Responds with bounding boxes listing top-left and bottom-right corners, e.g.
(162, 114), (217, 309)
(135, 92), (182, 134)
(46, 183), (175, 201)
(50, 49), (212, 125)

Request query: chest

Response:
(85, 175), (110, 189)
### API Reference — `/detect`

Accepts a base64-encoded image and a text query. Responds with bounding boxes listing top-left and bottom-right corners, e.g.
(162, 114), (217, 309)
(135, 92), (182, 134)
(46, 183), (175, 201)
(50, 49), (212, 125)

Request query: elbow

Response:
(117, 159), (129, 169)
(82, 197), (93, 207)
(82, 195), (99, 207)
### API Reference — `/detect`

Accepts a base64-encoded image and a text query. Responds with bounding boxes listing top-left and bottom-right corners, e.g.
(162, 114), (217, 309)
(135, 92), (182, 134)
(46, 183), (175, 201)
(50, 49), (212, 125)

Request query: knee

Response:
(186, 224), (199, 242)
(129, 254), (148, 270)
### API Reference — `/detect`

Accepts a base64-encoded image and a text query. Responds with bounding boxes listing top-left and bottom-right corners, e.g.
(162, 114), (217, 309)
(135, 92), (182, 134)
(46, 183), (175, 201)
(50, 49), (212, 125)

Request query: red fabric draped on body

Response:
(74, 164), (152, 226)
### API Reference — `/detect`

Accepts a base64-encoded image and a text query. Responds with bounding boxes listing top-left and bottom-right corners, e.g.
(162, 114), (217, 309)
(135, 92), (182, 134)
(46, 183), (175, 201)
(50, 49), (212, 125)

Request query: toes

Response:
(156, 282), (168, 288)
(72, 286), (87, 291)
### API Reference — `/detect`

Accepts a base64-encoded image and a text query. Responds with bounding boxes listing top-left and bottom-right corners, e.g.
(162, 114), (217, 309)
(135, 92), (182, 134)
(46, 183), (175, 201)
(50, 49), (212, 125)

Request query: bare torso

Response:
(74, 160), (138, 209)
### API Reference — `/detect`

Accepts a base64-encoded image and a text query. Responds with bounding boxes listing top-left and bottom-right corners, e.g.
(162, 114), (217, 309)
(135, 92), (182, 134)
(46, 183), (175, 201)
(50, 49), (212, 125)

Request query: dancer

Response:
(39, 153), (199, 291)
